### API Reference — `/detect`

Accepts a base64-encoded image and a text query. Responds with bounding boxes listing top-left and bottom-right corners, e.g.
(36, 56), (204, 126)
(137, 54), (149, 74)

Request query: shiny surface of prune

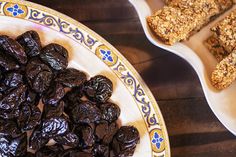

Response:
(26, 58), (53, 93)
(75, 124), (95, 149)
(0, 107), (20, 119)
(16, 30), (42, 57)
(40, 43), (68, 71)
(60, 149), (94, 157)
(0, 84), (27, 110)
(0, 52), (20, 71)
(83, 75), (113, 103)
(43, 101), (64, 118)
(29, 129), (49, 151)
(112, 126), (140, 157)
(54, 132), (79, 148)
(56, 68), (87, 88)
(0, 119), (21, 138)
(0, 35), (27, 64)
(93, 144), (109, 157)
(35, 144), (64, 157)
(100, 102), (120, 123)
(4, 72), (23, 88)
(70, 101), (101, 124)
(41, 116), (69, 138)
(25, 88), (40, 105)
(42, 82), (65, 105)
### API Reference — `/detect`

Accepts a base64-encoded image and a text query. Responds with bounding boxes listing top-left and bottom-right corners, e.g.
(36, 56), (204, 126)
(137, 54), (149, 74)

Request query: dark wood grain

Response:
(28, 0), (236, 156)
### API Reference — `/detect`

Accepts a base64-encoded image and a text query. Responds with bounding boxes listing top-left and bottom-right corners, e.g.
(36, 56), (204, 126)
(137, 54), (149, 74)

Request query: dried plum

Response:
(0, 119), (21, 138)
(0, 107), (20, 119)
(75, 124), (95, 149)
(112, 126), (140, 157)
(26, 152), (35, 157)
(60, 149), (94, 157)
(100, 102), (120, 123)
(0, 35), (27, 64)
(40, 43), (68, 71)
(16, 30), (42, 58)
(43, 101), (64, 118)
(56, 68), (87, 87)
(93, 144), (109, 157)
(26, 58), (53, 93)
(29, 129), (49, 151)
(42, 82), (65, 105)
(0, 51), (20, 71)
(70, 101), (101, 124)
(35, 144), (64, 157)
(54, 132), (79, 148)
(4, 72), (23, 88)
(25, 88), (40, 105)
(83, 75), (113, 103)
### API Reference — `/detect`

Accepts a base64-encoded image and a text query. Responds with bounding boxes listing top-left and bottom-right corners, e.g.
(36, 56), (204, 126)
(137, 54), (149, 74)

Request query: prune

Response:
(0, 107), (20, 119)
(100, 102), (120, 123)
(83, 75), (113, 103)
(42, 82), (65, 105)
(0, 52), (20, 71)
(35, 144), (64, 157)
(29, 129), (49, 151)
(112, 126), (140, 157)
(0, 84), (27, 110)
(40, 43), (68, 71)
(43, 101), (64, 118)
(16, 30), (42, 58)
(95, 121), (118, 144)
(0, 119), (21, 138)
(75, 124), (95, 149)
(17, 104), (41, 131)
(70, 101), (101, 124)
(25, 88), (40, 105)
(0, 83), (7, 93)
(26, 58), (53, 93)
(0, 35), (27, 64)
(4, 72), (23, 88)
(56, 68), (87, 88)
(54, 132), (79, 147)
(93, 144), (109, 157)
(60, 149), (94, 157)
(41, 116), (69, 138)
(26, 152), (35, 157)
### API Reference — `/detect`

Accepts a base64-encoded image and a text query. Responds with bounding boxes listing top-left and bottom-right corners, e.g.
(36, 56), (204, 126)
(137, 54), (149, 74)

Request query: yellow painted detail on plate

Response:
(95, 45), (118, 67)
(150, 129), (165, 153)
(3, 2), (27, 18)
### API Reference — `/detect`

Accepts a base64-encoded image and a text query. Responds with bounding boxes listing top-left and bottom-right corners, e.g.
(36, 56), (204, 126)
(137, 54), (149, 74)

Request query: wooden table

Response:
(29, 0), (236, 156)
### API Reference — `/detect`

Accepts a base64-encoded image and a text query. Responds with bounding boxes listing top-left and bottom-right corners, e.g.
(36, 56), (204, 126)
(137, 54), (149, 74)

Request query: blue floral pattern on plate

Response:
(152, 132), (163, 149)
(100, 49), (113, 62)
(6, 4), (24, 16)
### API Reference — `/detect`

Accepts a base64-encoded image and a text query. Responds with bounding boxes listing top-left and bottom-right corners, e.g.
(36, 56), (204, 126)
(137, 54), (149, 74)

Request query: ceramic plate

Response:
(129, 0), (236, 135)
(0, 0), (170, 156)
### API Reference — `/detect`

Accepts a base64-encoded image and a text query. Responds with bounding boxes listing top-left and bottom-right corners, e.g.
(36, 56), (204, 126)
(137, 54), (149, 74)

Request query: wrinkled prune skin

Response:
(0, 84), (27, 110)
(40, 43), (68, 71)
(26, 152), (35, 157)
(4, 72), (23, 88)
(93, 144), (109, 157)
(0, 52), (20, 71)
(100, 102), (120, 123)
(29, 129), (49, 151)
(0, 119), (21, 138)
(75, 124), (95, 149)
(95, 121), (118, 144)
(60, 149), (94, 157)
(35, 144), (64, 157)
(0, 107), (20, 119)
(112, 126), (140, 157)
(70, 101), (101, 124)
(83, 75), (113, 103)
(54, 132), (79, 148)
(17, 104), (41, 131)
(25, 88), (40, 105)
(41, 117), (69, 138)
(16, 30), (42, 58)
(0, 35), (27, 64)
(43, 101), (64, 118)
(56, 68), (87, 88)
(26, 58), (53, 93)
(42, 82), (65, 105)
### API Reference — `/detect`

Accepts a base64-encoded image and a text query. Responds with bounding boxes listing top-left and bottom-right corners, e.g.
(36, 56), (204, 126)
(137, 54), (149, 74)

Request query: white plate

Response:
(129, 0), (236, 135)
(0, 0), (171, 156)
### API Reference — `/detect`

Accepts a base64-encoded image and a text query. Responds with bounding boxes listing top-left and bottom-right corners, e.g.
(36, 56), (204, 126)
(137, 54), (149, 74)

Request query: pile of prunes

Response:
(0, 30), (140, 157)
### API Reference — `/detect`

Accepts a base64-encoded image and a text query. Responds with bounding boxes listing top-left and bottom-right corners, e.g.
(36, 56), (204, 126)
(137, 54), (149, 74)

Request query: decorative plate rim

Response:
(0, 0), (170, 156)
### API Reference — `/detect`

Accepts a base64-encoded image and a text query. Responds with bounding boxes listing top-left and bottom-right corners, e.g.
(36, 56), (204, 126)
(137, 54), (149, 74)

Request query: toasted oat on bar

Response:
(211, 9), (236, 53)
(147, 0), (219, 45)
(211, 50), (236, 89)
(205, 35), (230, 62)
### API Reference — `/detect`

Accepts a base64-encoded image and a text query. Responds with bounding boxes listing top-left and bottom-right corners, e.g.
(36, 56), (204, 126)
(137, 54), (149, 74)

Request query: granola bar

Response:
(211, 50), (236, 89)
(211, 9), (236, 53)
(215, 0), (234, 13)
(205, 35), (230, 62)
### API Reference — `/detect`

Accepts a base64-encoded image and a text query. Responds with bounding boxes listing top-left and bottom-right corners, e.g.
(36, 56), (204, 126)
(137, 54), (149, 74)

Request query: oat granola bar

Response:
(211, 50), (236, 89)
(205, 35), (230, 62)
(211, 9), (236, 53)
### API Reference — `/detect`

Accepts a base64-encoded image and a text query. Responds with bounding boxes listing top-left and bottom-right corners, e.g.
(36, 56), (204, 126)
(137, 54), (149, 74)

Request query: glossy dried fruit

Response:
(40, 43), (68, 71)
(0, 107), (20, 119)
(29, 129), (49, 151)
(56, 68), (87, 87)
(83, 75), (113, 103)
(75, 124), (95, 149)
(93, 144), (109, 157)
(70, 101), (101, 124)
(35, 144), (64, 157)
(16, 30), (42, 58)
(42, 82), (65, 105)
(4, 72), (23, 88)
(54, 132), (79, 148)
(0, 35), (27, 64)
(0, 119), (21, 138)
(100, 102), (120, 123)
(26, 58), (53, 93)
(60, 149), (94, 157)
(43, 101), (64, 118)
(25, 88), (40, 105)
(112, 126), (140, 157)
(0, 52), (20, 71)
